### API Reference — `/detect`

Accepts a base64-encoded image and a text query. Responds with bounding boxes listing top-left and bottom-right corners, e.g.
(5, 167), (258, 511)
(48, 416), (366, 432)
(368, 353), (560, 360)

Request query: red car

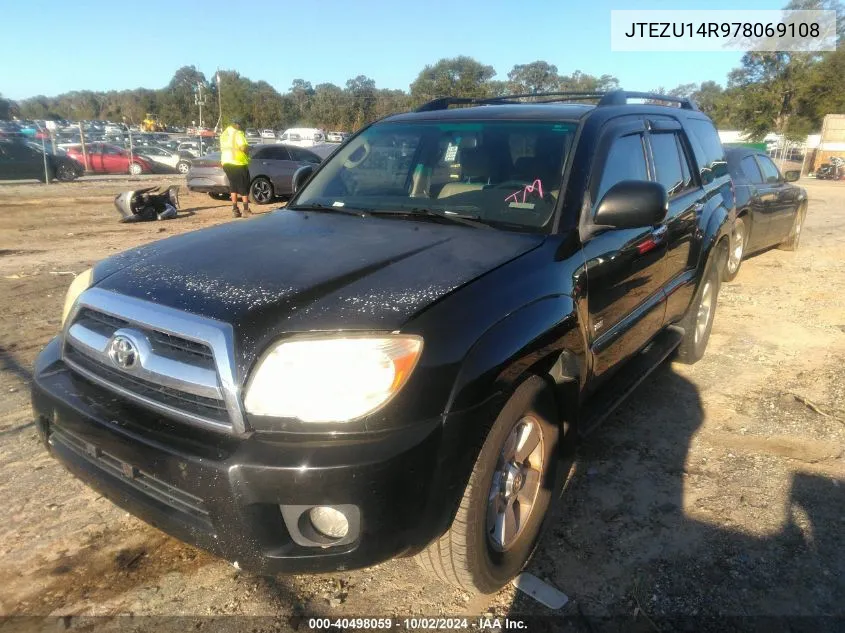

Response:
(65, 143), (154, 175)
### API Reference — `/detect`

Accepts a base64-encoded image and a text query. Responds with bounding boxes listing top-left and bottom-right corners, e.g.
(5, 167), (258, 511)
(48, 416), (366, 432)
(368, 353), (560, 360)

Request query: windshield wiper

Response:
(371, 207), (491, 229)
(288, 203), (370, 217)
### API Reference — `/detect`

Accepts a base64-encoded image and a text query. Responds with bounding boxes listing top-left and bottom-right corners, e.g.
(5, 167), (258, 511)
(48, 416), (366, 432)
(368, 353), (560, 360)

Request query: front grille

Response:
(63, 303), (233, 431)
(75, 307), (215, 369)
(65, 346), (230, 423)
(50, 425), (213, 528)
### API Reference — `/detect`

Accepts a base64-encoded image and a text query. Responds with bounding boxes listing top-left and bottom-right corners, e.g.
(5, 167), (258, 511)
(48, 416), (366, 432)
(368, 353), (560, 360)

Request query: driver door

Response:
(583, 120), (668, 384)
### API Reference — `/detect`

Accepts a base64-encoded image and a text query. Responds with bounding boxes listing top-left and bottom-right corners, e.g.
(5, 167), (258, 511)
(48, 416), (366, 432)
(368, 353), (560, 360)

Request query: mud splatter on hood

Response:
(94, 210), (545, 365)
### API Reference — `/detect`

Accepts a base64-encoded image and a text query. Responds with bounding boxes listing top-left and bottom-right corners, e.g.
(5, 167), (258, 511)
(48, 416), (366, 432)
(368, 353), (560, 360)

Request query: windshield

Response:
(294, 120), (577, 231)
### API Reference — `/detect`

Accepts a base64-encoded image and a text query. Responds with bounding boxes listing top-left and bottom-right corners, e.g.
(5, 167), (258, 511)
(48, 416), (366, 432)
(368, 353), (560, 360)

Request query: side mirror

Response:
(784, 170), (800, 182)
(292, 165), (315, 193)
(594, 180), (668, 229)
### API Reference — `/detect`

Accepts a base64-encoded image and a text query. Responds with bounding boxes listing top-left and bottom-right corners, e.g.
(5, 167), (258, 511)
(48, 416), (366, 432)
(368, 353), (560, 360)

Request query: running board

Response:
(579, 325), (684, 438)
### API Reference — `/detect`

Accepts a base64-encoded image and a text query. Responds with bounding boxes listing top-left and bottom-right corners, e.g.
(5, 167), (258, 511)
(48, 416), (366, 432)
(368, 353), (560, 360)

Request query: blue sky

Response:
(2, 0), (787, 100)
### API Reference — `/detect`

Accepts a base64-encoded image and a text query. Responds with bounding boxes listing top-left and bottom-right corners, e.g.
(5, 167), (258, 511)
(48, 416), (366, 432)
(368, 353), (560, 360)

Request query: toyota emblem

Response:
(107, 335), (139, 370)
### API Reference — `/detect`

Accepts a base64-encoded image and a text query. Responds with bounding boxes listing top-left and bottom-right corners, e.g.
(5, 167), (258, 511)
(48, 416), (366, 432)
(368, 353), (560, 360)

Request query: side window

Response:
(289, 147), (320, 163)
(740, 155), (764, 184)
(267, 146), (291, 160)
(685, 118), (728, 184)
(755, 155), (782, 184)
(650, 133), (686, 197)
(596, 133), (648, 203)
(252, 147), (269, 160)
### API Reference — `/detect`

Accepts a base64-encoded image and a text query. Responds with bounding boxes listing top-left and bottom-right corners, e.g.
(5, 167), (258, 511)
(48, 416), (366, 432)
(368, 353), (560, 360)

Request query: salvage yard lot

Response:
(0, 178), (843, 625)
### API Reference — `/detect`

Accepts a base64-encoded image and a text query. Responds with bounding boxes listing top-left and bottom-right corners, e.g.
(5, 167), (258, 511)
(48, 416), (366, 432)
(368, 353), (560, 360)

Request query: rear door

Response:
(646, 121), (705, 324)
(86, 143), (104, 172)
(738, 153), (770, 250)
(583, 119), (668, 382)
(254, 146), (298, 194)
(101, 145), (126, 173)
(755, 154), (800, 245)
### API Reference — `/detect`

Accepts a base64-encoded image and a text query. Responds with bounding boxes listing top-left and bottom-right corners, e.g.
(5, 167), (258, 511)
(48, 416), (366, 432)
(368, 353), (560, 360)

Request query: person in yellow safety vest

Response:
(220, 118), (252, 218)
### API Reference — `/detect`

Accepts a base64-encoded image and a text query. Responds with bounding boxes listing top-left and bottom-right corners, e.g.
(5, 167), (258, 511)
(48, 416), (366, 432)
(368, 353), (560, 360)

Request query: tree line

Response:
(3, 3), (844, 142)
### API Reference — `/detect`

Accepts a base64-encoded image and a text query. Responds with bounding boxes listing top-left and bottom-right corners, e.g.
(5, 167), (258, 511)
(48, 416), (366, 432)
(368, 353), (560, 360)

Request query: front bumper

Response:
(32, 337), (458, 575)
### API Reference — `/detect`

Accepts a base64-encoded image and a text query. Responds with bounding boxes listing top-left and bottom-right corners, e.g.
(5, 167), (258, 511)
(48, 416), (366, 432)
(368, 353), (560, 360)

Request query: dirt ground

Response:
(0, 177), (843, 630)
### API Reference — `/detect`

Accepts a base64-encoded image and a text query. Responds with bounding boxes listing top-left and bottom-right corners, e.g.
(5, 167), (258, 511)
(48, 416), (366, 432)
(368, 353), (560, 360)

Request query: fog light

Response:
(309, 506), (349, 539)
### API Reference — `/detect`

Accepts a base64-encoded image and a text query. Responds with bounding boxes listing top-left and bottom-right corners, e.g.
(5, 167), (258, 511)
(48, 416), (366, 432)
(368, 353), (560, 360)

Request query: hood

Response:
(94, 211), (544, 366)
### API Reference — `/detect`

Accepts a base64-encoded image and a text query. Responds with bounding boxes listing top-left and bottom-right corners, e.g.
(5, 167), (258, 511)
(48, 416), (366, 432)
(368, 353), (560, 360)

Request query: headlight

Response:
(244, 336), (423, 423)
(61, 267), (94, 325)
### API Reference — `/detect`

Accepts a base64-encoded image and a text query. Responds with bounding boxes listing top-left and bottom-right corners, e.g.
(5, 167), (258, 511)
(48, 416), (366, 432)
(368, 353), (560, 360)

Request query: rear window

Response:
(685, 118), (728, 184)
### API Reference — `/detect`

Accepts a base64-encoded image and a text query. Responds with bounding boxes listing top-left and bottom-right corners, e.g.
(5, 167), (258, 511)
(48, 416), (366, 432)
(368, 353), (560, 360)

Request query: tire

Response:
(415, 376), (561, 594)
(176, 161), (190, 175)
(249, 176), (274, 204)
(55, 163), (78, 182)
(676, 250), (721, 364)
(129, 162), (144, 176)
(722, 215), (747, 282)
(208, 192), (229, 201)
(778, 203), (806, 251)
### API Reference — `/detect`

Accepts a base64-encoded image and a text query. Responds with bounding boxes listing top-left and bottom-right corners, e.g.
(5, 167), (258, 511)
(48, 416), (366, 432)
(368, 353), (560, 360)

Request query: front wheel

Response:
(415, 376), (561, 594)
(778, 204), (806, 251)
(176, 161), (190, 175)
(55, 163), (79, 182)
(723, 215), (747, 282)
(128, 162), (144, 176)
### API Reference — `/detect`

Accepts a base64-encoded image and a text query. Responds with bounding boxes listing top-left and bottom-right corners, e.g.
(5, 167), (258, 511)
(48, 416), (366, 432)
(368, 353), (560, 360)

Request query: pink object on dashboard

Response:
(505, 179), (544, 203)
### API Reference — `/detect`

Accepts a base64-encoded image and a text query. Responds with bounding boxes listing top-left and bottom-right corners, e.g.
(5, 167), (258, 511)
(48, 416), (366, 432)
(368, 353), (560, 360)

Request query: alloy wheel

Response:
(695, 280), (714, 346)
(252, 179), (272, 203)
(727, 218), (745, 274)
(486, 417), (544, 552)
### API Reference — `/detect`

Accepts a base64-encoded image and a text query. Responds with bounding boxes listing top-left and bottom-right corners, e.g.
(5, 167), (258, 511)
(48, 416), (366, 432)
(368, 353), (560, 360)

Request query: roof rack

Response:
(414, 90), (699, 112)
(597, 90), (699, 110)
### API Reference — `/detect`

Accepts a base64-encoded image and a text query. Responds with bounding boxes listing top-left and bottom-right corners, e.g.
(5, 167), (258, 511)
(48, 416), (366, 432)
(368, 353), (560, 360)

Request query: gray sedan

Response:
(186, 145), (322, 203)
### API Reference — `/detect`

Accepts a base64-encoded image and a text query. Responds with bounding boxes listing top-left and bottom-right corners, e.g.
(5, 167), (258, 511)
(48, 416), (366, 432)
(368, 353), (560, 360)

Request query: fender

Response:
(445, 294), (585, 421)
(414, 295), (585, 548)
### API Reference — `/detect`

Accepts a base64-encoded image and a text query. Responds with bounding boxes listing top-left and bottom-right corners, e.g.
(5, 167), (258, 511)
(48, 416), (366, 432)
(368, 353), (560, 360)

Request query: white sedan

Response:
(135, 146), (192, 174)
(260, 129), (276, 139)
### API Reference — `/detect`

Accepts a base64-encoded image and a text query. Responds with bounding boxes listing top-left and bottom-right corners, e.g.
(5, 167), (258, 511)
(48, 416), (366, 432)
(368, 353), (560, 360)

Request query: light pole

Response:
(215, 70), (223, 132)
(195, 82), (208, 155)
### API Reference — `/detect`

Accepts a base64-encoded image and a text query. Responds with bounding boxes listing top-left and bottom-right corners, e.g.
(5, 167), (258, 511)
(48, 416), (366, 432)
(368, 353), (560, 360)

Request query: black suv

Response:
(32, 91), (733, 594)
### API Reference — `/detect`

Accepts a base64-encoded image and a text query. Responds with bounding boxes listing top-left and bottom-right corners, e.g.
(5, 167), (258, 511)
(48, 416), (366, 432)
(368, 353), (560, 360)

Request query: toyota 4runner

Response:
(33, 90), (733, 594)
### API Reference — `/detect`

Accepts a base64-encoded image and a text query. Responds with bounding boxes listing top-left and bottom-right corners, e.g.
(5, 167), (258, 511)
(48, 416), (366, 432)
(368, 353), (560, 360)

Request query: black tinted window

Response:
(288, 147), (320, 163)
(650, 133), (687, 197)
(756, 155), (781, 184)
(740, 155), (764, 184)
(596, 134), (647, 202)
(686, 118), (727, 183)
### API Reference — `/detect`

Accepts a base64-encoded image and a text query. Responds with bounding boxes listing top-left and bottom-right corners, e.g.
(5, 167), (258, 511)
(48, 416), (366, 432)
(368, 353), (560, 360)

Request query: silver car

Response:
(186, 145), (323, 203)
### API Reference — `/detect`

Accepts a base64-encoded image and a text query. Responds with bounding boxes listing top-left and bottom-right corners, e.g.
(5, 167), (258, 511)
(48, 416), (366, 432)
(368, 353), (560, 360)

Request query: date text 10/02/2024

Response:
(306, 617), (528, 630)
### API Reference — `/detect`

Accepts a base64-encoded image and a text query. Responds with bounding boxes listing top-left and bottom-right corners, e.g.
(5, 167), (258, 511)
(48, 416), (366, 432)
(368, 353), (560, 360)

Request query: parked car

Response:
(185, 144), (321, 202)
(135, 146), (192, 174)
(278, 127), (325, 147)
(245, 128), (261, 141)
(721, 147), (808, 281)
(176, 141), (212, 158)
(0, 139), (83, 181)
(260, 129), (276, 139)
(326, 131), (346, 143)
(33, 90), (733, 595)
(65, 143), (155, 175)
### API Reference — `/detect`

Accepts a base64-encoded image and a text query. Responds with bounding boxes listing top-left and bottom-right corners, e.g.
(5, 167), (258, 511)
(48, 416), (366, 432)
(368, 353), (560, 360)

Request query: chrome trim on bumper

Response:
(62, 287), (247, 435)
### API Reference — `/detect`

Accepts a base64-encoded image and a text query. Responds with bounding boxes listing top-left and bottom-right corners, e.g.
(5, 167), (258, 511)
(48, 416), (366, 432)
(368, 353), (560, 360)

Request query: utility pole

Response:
(78, 122), (90, 171)
(215, 70), (223, 132)
(195, 82), (208, 155)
